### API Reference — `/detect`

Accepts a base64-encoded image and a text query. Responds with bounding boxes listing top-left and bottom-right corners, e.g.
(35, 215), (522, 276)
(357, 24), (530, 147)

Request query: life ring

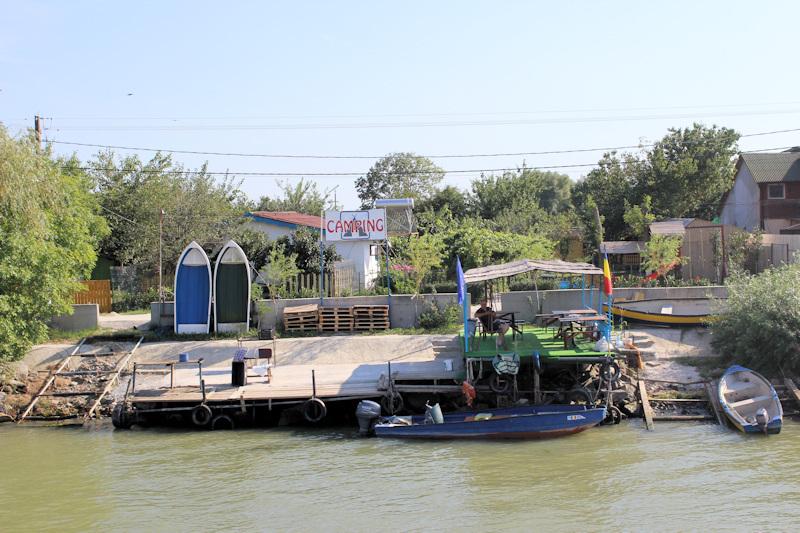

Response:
(191, 404), (213, 427)
(303, 398), (327, 423)
(380, 392), (404, 415)
(111, 402), (133, 429)
(600, 361), (621, 383)
(211, 414), (235, 430)
(489, 373), (513, 394)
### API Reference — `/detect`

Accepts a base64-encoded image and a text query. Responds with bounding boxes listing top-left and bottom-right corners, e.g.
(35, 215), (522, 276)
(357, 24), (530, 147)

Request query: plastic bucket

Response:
(178, 352), (190, 363)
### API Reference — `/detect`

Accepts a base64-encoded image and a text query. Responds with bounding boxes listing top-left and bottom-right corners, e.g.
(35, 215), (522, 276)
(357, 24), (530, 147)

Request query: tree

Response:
(415, 186), (471, 219)
(259, 245), (301, 300)
(404, 233), (445, 295)
(256, 178), (330, 214)
(90, 151), (248, 276)
(573, 124), (740, 241)
(0, 127), (108, 361)
(355, 152), (445, 208)
(623, 195), (656, 240)
(277, 227), (340, 274)
(642, 234), (683, 282)
(711, 263), (800, 375)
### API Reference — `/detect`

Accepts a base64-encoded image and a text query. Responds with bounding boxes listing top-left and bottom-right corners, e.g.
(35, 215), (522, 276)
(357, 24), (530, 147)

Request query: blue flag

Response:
(456, 256), (465, 305)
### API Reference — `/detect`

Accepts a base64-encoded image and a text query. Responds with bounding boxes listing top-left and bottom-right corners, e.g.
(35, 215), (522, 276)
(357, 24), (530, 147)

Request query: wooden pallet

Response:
(284, 323), (320, 332)
(353, 305), (389, 317)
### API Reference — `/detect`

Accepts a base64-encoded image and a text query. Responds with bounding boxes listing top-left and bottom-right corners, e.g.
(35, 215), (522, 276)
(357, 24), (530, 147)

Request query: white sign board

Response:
(324, 209), (387, 241)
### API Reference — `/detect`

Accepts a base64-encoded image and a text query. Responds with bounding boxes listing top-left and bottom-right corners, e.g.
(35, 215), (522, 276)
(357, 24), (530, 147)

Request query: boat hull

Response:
(603, 298), (714, 326)
(174, 242), (212, 335)
(213, 240), (251, 334)
(718, 365), (783, 435)
(374, 405), (606, 440)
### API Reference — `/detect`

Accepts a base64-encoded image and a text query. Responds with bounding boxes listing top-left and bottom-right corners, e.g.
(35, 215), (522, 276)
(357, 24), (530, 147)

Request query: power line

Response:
(44, 127), (800, 160)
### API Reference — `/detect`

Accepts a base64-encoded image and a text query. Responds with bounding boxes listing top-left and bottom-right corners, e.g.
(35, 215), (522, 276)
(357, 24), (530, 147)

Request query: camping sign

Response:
(324, 209), (386, 241)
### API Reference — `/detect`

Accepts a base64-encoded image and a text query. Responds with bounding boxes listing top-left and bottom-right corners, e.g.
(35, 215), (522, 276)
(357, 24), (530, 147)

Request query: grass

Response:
(671, 354), (729, 379)
(47, 327), (106, 342)
(115, 308), (150, 315)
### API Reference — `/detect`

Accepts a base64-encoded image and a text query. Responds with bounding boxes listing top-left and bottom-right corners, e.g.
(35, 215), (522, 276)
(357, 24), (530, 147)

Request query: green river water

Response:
(1, 420), (799, 532)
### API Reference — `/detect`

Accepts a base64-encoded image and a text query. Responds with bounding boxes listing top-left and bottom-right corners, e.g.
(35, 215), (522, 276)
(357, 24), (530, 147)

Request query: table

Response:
(496, 311), (523, 339)
(556, 314), (608, 349)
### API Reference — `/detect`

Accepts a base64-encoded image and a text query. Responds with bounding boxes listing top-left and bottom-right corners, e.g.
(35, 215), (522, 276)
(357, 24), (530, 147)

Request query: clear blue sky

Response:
(2, 1), (800, 209)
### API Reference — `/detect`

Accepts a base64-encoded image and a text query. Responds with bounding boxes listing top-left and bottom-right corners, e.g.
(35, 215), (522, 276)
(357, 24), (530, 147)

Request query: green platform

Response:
(461, 325), (607, 360)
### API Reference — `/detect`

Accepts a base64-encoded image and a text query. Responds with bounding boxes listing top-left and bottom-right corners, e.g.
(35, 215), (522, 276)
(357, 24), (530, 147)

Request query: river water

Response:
(1, 420), (799, 532)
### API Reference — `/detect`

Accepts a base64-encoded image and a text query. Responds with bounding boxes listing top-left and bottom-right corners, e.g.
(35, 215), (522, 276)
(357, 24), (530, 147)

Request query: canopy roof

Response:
(463, 259), (603, 284)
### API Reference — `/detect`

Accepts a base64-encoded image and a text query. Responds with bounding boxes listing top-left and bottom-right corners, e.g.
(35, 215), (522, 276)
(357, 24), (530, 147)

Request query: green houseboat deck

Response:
(462, 325), (608, 360)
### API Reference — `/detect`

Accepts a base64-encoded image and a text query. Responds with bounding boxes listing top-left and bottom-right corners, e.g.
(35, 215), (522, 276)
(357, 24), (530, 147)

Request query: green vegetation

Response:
(0, 127), (108, 361)
(356, 152), (445, 208)
(642, 234), (684, 282)
(417, 302), (461, 330)
(711, 262), (800, 375)
(573, 124), (740, 241)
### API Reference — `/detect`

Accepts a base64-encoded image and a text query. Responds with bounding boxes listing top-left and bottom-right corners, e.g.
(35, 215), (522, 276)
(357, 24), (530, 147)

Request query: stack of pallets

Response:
(318, 306), (354, 332)
(353, 305), (390, 331)
(283, 304), (319, 332)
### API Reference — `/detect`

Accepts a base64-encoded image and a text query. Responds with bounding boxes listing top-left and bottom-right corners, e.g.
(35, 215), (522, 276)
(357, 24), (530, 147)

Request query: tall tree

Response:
(90, 151), (248, 275)
(0, 127), (108, 361)
(256, 178), (330, 214)
(355, 152), (445, 208)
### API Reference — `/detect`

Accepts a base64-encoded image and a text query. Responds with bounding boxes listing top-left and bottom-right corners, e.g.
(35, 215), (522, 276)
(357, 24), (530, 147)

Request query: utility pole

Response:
(34, 115), (43, 148)
(158, 208), (165, 302)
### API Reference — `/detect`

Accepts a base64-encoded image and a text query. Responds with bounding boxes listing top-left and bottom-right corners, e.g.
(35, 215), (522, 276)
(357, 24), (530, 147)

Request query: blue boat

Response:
(174, 241), (212, 334)
(718, 365), (782, 435)
(366, 404), (606, 440)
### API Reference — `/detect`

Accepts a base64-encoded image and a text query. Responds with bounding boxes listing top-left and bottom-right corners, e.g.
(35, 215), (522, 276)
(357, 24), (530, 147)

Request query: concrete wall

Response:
(49, 304), (99, 331)
(151, 294), (459, 330)
(500, 286), (728, 323)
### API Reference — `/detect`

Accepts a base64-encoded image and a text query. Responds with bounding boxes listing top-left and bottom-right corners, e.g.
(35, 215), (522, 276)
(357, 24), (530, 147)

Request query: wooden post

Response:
(783, 378), (800, 408)
(637, 379), (655, 430)
(705, 381), (725, 426)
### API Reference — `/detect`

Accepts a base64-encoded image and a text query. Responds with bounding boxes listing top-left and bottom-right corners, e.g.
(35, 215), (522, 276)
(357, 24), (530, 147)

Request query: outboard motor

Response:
(755, 407), (769, 434)
(356, 400), (382, 436)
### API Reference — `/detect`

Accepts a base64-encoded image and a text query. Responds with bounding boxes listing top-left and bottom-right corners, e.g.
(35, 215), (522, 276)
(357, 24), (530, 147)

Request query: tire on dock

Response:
(211, 414), (235, 430)
(303, 398), (327, 423)
(380, 392), (403, 415)
(111, 402), (134, 429)
(191, 404), (213, 427)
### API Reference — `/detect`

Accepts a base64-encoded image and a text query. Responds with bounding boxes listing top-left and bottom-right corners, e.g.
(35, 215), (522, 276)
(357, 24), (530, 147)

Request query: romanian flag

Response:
(602, 254), (613, 296)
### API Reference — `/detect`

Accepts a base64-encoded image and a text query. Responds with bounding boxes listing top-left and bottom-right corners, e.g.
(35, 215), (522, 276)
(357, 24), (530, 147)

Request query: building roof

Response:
(599, 241), (645, 255)
(649, 218), (695, 236)
(740, 151), (800, 184)
(463, 259), (602, 284)
(248, 211), (322, 229)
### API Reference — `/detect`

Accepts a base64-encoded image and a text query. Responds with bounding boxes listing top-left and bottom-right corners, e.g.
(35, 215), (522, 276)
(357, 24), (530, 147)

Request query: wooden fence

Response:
(73, 280), (112, 313)
(284, 264), (358, 298)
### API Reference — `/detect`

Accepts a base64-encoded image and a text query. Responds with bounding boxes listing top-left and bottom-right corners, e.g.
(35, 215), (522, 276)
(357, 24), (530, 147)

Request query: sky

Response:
(2, 1), (800, 210)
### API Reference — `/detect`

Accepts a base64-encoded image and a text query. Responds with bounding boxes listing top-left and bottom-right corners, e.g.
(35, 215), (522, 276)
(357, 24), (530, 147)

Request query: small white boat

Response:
(718, 365), (782, 435)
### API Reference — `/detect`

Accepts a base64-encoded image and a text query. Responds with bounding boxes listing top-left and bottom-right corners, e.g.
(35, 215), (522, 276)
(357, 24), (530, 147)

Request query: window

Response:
(767, 183), (786, 199)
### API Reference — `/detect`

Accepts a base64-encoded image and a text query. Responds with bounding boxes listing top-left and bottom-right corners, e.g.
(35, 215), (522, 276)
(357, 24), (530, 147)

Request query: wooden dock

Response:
(129, 357), (463, 405)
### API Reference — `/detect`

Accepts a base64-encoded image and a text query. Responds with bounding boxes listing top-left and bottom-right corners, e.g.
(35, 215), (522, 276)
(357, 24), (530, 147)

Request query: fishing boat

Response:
(213, 240), (251, 334)
(603, 297), (721, 326)
(718, 365), (782, 435)
(174, 241), (212, 334)
(356, 401), (605, 440)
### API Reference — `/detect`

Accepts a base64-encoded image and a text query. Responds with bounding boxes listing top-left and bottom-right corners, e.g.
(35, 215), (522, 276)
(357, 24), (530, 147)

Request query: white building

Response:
(246, 211), (380, 289)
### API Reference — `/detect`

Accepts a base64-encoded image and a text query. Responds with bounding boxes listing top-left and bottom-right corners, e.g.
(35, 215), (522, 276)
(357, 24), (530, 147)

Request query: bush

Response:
(418, 302), (460, 329)
(112, 286), (172, 312)
(711, 263), (800, 375)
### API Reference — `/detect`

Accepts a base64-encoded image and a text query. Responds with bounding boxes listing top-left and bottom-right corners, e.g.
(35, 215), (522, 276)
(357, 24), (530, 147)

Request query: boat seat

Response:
(728, 394), (773, 408)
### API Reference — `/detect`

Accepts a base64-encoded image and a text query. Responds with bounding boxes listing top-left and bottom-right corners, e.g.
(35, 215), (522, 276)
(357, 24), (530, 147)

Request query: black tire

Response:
(600, 361), (622, 383)
(303, 398), (327, 423)
(211, 414), (235, 430)
(111, 402), (133, 429)
(380, 392), (404, 415)
(602, 405), (623, 425)
(191, 404), (213, 427)
(565, 387), (593, 406)
(489, 373), (513, 394)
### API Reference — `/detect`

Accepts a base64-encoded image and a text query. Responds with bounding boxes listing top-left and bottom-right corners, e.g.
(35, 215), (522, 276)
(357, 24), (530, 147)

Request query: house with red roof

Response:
(246, 210), (380, 289)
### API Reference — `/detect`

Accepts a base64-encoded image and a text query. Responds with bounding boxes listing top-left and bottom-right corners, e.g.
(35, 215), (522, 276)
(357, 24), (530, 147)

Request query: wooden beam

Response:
(705, 381), (725, 426)
(783, 378), (800, 408)
(85, 336), (144, 420)
(653, 414), (714, 421)
(18, 338), (86, 423)
(637, 379), (655, 430)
